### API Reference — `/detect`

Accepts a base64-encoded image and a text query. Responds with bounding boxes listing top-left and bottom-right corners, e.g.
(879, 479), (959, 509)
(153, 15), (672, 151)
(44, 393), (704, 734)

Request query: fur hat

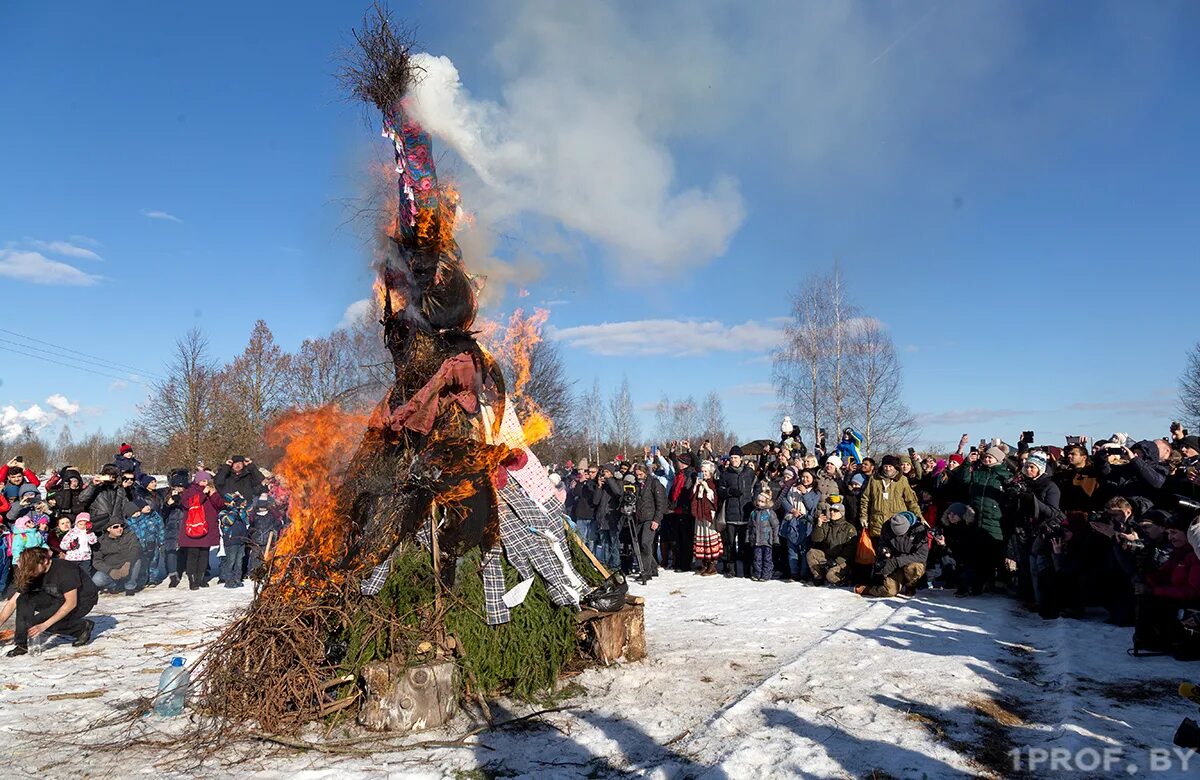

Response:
(880, 454), (901, 469)
(825, 455), (843, 470)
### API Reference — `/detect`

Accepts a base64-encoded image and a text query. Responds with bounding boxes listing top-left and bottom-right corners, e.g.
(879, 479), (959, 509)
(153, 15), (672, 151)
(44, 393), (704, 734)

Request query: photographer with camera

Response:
(855, 511), (929, 598)
(1090, 498), (1163, 627)
(1130, 513), (1200, 656)
(1054, 440), (1102, 513)
(1095, 438), (1170, 505)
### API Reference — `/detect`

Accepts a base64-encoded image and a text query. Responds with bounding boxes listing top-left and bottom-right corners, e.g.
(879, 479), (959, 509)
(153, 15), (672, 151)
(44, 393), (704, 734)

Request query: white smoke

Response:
(406, 49), (744, 281)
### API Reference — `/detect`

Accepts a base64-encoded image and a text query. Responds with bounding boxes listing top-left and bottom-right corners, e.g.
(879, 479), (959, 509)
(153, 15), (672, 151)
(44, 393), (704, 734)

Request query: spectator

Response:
(162, 469), (190, 588)
(660, 452), (697, 573)
(45, 467), (88, 518)
(179, 470), (226, 590)
(78, 465), (136, 532)
(91, 519), (143, 596)
(749, 486), (779, 581)
(857, 511), (929, 598)
(0, 548), (97, 656)
(126, 500), (166, 587)
(718, 446), (756, 578)
(691, 460), (723, 576)
(807, 499), (856, 585)
(60, 514), (97, 576)
(955, 445), (1013, 590)
(816, 456), (845, 502)
(1054, 442), (1102, 513)
(246, 497), (284, 578)
(859, 455), (921, 538)
(1133, 514), (1200, 655)
(218, 493), (250, 588)
(3, 458), (40, 506)
(569, 465), (599, 554)
(780, 468), (819, 581)
(631, 462), (666, 584)
(216, 456), (266, 500)
(111, 443), (146, 482)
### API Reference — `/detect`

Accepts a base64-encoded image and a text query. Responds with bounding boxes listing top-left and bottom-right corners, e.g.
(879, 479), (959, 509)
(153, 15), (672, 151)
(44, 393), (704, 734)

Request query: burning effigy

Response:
(192, 10), (638, 736)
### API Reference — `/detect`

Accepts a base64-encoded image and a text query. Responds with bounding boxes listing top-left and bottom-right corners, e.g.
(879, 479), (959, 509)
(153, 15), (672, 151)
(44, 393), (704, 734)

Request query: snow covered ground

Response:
(2, 573), (1198, 779)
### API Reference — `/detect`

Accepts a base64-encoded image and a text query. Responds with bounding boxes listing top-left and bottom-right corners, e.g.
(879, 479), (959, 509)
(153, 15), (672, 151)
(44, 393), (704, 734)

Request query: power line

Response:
(0, 344), (152, 386)
(0, 326), (168, 382)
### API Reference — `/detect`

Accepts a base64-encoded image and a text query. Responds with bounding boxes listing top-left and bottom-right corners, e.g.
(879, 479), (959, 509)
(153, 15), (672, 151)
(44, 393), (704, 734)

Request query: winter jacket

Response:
(876, 512), (929, 578)
(1096, 446), (1169, 504)
(1018, 473), (1063, 541)
(955, 463), (1012, 542)
(161, 491), (186, 552)
(249, 506), (284, 544)
(92, 531), (142, 576)
(859, 475), (921, 538)
(571, 481), (598, 522)
(10, 525), (47, 561)
(1053, 465), (1103, 513)
(717, 465), (757, 525)
(215, 462), (266, 501)
(1, 468), (40, 504)
(782, 486), (820, 522)
(60, 527), (97, 562)
(749, 508), (779, 546)
(177, 485), (227, 548)
(834, 429), (863, 464)
(79, 481), (137, 530)
(634, 476), (667, 526)
(810, 516), (857, 564)
(1146, 544), (1200, 602)
(598, 477), (623, 531)
(815, 471), (845, 503)
(126, 509), (165, 554)
(219, 496), (250, 543)
(110, 452), (146, 481)
(665, 467), (697, 517)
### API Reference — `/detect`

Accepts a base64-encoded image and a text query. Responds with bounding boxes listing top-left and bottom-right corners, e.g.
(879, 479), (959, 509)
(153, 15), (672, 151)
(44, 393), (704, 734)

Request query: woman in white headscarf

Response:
(691, 460), (724, 576)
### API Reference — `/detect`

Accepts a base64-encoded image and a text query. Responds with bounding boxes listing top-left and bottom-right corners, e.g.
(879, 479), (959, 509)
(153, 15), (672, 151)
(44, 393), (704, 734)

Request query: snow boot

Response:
(72, 619), (94, 647)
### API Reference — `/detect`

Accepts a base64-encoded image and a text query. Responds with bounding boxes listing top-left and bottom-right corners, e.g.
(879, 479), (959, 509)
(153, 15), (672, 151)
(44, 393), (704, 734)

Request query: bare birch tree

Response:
(575, 378), (605, 463)
(700, 391), (736, 455)
(847, 318), (918, 456)
(1182, 342), (1200, 427)
(139, 326), (218, 467)
(606, 375), (640, 458)
(773, 271), (832, 443)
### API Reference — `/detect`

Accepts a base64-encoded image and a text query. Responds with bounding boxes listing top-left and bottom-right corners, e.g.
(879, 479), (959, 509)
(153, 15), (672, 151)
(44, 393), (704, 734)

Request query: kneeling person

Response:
(859, 512), (929, 598)
(92, 519), (143, 595)
(0, 548), (98, 656)
(807, 499), (856, 585)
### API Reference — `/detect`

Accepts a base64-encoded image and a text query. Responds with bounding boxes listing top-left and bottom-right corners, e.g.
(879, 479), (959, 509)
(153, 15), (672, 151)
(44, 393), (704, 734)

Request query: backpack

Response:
(184, 494), (209, 539)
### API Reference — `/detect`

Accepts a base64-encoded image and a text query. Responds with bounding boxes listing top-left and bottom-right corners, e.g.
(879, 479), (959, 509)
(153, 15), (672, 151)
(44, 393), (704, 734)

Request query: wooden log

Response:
(358, 660), (459, 732)
(581, 603), (646, 665)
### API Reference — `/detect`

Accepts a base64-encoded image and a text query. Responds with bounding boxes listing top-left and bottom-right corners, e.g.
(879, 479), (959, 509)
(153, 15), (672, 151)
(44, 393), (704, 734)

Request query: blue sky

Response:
(2, 1), (1198, 451)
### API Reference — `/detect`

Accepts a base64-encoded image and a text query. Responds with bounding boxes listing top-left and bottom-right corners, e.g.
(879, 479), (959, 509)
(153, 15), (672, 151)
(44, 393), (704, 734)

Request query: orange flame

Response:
(265, 406), (367, 594)
(478, 308), (555, 446)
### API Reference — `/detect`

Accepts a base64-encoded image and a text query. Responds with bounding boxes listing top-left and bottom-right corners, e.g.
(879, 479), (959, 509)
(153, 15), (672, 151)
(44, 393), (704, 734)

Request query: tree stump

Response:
(358, 659), (459, 732)
(578, 598), (646, 665)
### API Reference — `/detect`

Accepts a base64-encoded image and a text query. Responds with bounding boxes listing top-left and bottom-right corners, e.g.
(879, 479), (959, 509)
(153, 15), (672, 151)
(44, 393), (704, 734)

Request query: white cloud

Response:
(550, 318), (783, 357)
(141, 209), (182, 223)
(0, 245), (101, 286)
(0, 395), (80, 439)
(29, 239), (103, 261)
(338, 298), (375, 330)
(46, 394), (80, 416)
(108, 380), (129, 391)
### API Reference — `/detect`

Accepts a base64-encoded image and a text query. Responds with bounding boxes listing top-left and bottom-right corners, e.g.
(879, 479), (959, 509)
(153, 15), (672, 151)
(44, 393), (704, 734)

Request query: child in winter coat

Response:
(61, 513), (99, 576)
(218, 493), (250, 588)
(750, 488), (780, 581)
(10, 516), (48, 562)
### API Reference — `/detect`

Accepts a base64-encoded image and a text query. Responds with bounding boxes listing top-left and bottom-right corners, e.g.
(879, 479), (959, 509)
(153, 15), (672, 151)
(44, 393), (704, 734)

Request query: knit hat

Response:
(783, 466), (797, 480)
(119, 443), (133, 455)
(623, 473), (637, 484)
(194, 470), (214, 484)
(825, 455), (843, 470)
(106, 518), (125, 529)
(888, 512), (914, 537)
(231, 455), (246, 464)
(948, 453), (965, 466)
(899, 454), (912, 464)
(729, 445), (744, 457)
(75, 512), (91, 525)
(1180, 435), (1200, 454)
(1164, 512), (1192, 532)
(849, 473), (866, 487)
(1025, 452), (1048, 476)
(943, 502), (975, 524)
(137, 473), (156, 488)
(985, 446), (1006, 464)
(880, 454), (901, 469)
(548, 473), (562, 487)
(676, 452), (696, 470)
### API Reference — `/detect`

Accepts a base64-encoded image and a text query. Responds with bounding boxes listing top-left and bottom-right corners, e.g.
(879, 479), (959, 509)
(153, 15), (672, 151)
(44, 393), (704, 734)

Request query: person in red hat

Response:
(110, 442), (146, 482)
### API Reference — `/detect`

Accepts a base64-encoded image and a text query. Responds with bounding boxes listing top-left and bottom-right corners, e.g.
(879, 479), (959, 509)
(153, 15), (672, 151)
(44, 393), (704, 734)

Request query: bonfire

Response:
(189, 8), (633, 736)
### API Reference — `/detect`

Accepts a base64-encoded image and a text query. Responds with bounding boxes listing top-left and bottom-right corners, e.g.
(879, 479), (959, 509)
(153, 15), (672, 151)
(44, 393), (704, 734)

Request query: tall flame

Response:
(265, 407), (367, 594)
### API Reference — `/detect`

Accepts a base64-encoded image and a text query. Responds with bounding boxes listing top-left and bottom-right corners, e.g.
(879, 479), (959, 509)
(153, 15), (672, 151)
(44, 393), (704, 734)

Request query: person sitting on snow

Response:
(857, 511), (929, 598)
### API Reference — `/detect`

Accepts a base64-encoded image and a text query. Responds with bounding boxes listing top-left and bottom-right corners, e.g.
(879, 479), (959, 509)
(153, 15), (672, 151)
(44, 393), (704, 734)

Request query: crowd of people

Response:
(5, 421), (1200, 663)
(0, 446), (287, 656)
(559, 421), (1200, 659)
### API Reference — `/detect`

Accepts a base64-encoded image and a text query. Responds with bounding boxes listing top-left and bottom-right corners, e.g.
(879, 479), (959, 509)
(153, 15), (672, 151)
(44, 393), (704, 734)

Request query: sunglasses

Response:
(122, 477), (136, 482)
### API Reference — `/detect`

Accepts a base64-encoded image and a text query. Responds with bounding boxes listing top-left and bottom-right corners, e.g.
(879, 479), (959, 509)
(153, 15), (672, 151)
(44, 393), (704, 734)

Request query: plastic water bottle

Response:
(154, 657), (190, 717)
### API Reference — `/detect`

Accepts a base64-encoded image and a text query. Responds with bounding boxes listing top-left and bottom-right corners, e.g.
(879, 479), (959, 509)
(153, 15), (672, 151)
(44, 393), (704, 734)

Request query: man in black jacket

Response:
(215, 456), (266, 500)
(718, 446), (756, 578)
(632, 462), (666, 583)
(570, 466), (599, 550)
(858, 511), (929, 597)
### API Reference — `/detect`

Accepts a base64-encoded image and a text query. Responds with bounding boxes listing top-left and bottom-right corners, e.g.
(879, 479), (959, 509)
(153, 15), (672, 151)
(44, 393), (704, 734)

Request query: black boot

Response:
(72, 619), (94, 647)
(169, 575), (180, 588)
(6, 646), (28, 657)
